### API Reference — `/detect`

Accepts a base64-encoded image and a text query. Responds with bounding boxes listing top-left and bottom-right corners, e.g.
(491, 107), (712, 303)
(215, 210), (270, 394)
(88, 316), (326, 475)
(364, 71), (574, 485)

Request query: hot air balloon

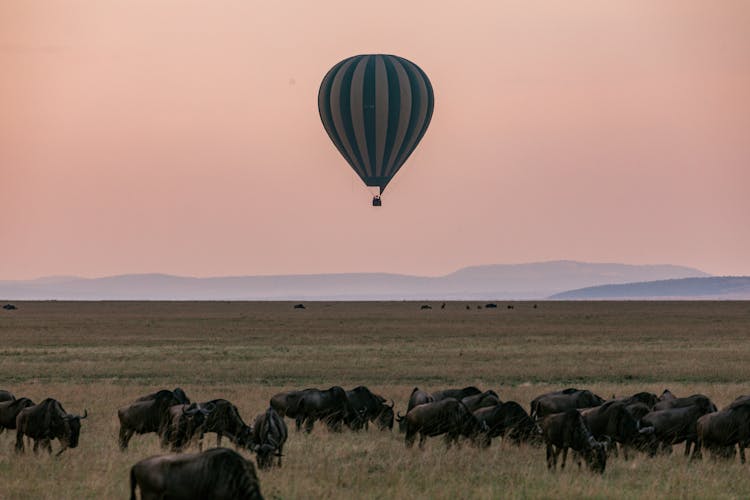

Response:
(318, 54), (434, 206)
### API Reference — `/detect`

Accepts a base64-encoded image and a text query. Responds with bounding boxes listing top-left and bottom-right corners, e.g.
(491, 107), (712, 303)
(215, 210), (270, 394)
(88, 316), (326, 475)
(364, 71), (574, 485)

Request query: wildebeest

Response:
(613, 392), (658, 410)
(293, 303), (305, 309)
(15, 398), (87, 455)
(2, 304), (17, 310)
(640, 404), (712, 456)
(194, 399), (253, 449)
(160, 404), (211, 452)
(485, 303), (498, 308)
(657, 389), (676, 402)
(693, 404), (750, 462)
(653, 394), (716, 413)
(270, 389), (308, 419)
(474, 401), (541, 447)
(0, 397), (35, 435)
(542, 409), (608, 473)
(420, 304), (432, 310)
(294, 386), (354, 433)
(129, 447), (263, 500)
(0, 390), (15, 402)
(346, 386), (394, 431)
(461, 390), (501, 412)
(404, 399), (484, 449)
(530, 389), (606, 420)
(580, 401), (652, 458)
(432, 386), (482, 402)
(251, 407), (288, 469)
(118, 389), (190, 450)
(397, 387), (436, 432)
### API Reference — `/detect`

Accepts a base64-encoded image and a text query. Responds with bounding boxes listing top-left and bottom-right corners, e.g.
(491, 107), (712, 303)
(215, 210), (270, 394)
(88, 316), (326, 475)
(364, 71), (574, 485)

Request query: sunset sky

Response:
(1, 1), (748, 280)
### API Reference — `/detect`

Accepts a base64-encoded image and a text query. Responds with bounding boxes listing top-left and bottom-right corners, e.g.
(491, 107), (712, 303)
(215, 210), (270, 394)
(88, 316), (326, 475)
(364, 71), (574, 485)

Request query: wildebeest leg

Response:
(295, 416), (303, 432)
(418, 433), (427, 450)
(691, 439), (702, 461)
(684, 440), (693, 457)
(739, 445), (746, 464)
(118, 427), (134, 451)
(405, 429), (416, 448)
(304, 417), (315, 434)
(546, 444), (554, 469)
(216, 433), (222, 447)
(15, 430), (24, 453)
(622, 443), (630, 460)
(560, 447), (569, 469)
(33, 439), (40, 454)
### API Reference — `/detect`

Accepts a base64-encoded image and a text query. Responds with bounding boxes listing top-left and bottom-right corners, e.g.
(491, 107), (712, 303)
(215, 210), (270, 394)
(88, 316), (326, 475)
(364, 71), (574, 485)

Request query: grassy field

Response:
(1, 300), (750, 499)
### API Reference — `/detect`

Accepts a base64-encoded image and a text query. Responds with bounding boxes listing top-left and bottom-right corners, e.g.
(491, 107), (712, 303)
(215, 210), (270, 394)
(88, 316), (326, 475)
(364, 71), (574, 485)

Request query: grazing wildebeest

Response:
(404, 399), (484, 449)
(485, 303), (498, 308)
(0, 397), (35, 435)
(474, 401), (541, 447)
(193, 399), (253, 449)
(693, 404), (750, 462)
(293, 303), (305, 309)
(129, 447), (263, 500)
(251, 407), (288, 469)
(397, 387), (436, 432)
(0, 390), (15, 402)
(542, 409), (608, 473)
(640, 404), (712, 456)
(580, 401), (652, 459)
(2, 304), (17, 310)
(270, 389), (310, 420)
(653, 394), (716, 413)
(461, 390), (501, 412)
(724, 395), (750, 410)
(15, 398), (87, 456)
(345, 386), (394, 431)
(160, 404), (211, 452)
(118, 390), (188, 450)
(420, 304), (432, 310)
(295, 386), (353, 433)
(530, 389), (606, 420)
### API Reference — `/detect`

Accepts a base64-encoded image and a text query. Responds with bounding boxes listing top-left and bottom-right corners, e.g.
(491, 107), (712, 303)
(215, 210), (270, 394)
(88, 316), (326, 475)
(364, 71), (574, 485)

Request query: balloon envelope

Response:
(318, 54), (434, 195)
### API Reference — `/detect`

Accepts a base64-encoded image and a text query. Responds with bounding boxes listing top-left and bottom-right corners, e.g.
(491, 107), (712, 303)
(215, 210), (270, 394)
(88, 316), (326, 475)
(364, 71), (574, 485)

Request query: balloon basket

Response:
(372, 196), (382, 207)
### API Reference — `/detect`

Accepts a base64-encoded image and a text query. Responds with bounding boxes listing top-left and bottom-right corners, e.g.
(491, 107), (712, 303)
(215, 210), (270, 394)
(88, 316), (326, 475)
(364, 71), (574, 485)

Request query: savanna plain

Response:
(1, 300), (750, 499)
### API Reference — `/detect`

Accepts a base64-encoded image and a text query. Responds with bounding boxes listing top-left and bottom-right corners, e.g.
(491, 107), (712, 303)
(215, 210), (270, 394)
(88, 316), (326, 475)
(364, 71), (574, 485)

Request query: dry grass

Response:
(1, 301), (750, 498)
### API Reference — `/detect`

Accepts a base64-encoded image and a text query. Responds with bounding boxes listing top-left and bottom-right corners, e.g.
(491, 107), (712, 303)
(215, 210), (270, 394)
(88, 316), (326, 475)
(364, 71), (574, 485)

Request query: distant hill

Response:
(550, 277), (750, 300)
(0, 261), (710, 301)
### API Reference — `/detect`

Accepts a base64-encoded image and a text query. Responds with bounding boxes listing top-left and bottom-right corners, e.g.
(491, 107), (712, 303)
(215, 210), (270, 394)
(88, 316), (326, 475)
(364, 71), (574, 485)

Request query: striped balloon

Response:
(318, 54), (434, 199)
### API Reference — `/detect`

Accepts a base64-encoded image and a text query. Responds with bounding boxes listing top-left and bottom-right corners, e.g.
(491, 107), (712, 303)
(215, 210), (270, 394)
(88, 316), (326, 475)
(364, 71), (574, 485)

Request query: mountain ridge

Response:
(0, 261), (712, 300)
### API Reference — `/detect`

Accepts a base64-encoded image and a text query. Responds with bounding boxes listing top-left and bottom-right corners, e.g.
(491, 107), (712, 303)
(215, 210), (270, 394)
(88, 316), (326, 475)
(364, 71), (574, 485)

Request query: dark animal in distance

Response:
(530, 388), (606, 420)
(0, 397), (35, 435)
(15, 398), (87, 456)
(507, 305), (514, 309)
(485, 303), (497, 308)
(129, 447), (263, 500)
(420, 304), (432, 310)
(404, 399), (485, 449)
(251, 407), (288, 469)
(2, 304), (17, 310)
(542, 409), (608, 473)
(0, 390), (15, 402)
(293, 303), (305, 309)
(432, 386), (482, 402)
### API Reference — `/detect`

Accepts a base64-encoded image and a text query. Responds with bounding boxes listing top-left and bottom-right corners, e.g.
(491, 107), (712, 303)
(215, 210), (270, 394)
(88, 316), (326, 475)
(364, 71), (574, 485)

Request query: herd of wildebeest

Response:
(2, 384), (750, 498)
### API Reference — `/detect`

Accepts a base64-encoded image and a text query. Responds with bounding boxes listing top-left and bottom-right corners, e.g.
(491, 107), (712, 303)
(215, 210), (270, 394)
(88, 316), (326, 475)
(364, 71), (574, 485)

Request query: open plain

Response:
(1, 300), (750, 499)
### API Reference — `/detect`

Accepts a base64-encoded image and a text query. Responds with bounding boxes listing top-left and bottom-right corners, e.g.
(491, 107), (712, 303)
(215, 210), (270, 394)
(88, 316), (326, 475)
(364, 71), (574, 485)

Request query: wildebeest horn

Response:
(80, 409), (88, 419)
(396, 411), (404, 420)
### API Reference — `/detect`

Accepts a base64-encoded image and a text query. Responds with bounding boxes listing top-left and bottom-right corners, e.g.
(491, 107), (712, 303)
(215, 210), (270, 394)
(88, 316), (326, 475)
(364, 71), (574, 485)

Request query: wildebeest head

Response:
(584, 436), (608, 474)
(376, 401), (395, 431)
(173, 388), (190, 405)
(61, 409), (88, 450)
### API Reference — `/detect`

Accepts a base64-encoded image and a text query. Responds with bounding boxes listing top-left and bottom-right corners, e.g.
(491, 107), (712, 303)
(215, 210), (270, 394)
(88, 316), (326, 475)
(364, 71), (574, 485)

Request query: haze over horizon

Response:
(2, 1), (748, 281)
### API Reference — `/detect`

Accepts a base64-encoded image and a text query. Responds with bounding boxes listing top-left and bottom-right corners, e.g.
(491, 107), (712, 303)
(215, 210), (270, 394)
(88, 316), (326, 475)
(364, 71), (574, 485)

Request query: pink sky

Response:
(1, 1), (749, 280)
